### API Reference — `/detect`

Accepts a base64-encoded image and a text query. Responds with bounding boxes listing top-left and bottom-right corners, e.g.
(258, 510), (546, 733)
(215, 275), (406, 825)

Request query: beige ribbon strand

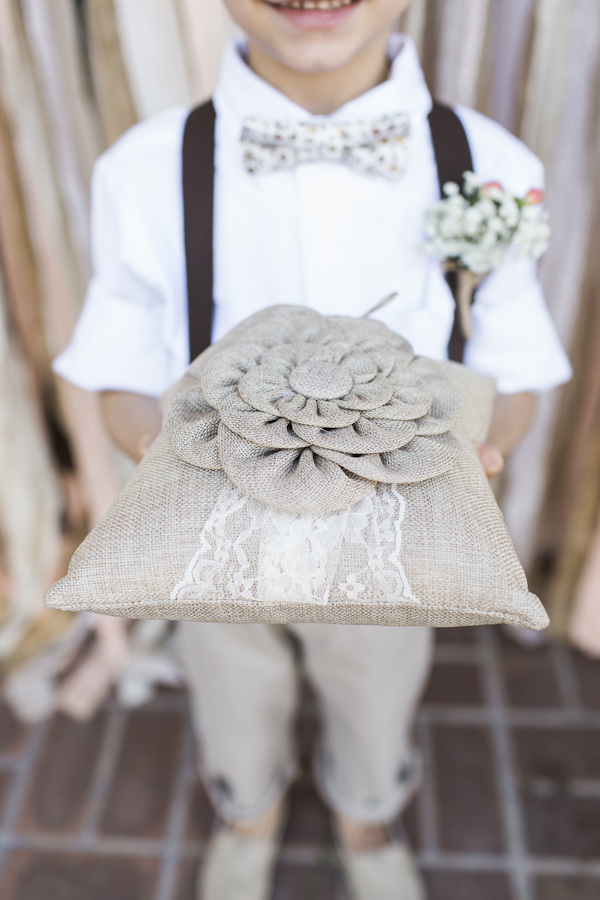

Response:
(434, 0), (492, 108)
(86, 0), (138, 145)
(112, 0), (192, 119)
(21, 0), (103, 281)
(502, 0), (600, 569)
(175, 0), (234, 103)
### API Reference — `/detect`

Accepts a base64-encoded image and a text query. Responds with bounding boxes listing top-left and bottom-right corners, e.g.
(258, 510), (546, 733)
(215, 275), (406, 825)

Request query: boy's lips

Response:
(264, 0), (359, 8)
(261, 0), (363, 27)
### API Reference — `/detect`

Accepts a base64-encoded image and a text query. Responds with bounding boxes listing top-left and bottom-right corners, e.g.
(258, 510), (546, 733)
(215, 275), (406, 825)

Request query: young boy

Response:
(54, 0), (571, 897)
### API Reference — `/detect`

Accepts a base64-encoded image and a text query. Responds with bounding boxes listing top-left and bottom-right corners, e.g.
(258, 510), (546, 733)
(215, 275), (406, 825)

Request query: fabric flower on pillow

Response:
(164, 307), (462, 514)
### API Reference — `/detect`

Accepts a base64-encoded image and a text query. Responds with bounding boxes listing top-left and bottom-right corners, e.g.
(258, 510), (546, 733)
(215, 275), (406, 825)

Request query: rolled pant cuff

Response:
(313, 749), (423, 824)
(201, 758), (299, 824)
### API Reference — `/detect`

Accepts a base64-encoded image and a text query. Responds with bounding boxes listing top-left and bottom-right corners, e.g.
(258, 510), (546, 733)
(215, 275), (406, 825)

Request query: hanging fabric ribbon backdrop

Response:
(1, 0), (600, 726)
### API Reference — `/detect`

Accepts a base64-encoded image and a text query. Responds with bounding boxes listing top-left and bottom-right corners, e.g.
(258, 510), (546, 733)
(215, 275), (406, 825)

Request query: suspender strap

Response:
(427, 101), (474, 363)
(182, 99), (474, 364)
(183, 100), (216, 362)
(428, 101), (473, 198)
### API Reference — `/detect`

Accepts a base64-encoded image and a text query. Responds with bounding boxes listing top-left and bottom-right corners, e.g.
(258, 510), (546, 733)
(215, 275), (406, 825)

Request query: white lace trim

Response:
(171, 485), (420, 606)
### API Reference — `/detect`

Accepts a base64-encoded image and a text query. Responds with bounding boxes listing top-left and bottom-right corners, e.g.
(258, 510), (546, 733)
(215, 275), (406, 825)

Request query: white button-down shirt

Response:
(54, 35), (571, 397)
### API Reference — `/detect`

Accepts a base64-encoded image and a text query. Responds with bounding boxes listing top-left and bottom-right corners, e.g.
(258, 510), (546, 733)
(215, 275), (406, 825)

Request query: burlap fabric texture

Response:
(45, 306), (548, 630)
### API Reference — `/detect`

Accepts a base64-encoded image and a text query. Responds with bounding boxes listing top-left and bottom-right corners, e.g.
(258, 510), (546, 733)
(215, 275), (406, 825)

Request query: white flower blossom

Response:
(463, 171), (481, 195)
(443, 182), (460, 196)
(423, 172), (550, 274)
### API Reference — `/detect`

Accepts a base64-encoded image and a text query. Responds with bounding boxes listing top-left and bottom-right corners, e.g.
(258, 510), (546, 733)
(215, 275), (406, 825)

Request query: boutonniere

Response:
(423, 172), (550, 341)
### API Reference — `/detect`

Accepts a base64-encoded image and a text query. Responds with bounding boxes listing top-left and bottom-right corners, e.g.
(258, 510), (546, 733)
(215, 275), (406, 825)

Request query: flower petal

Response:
(237, 367), (293, 413)
(201, 343), (265, 409)
(260, 342), (334, 371)
(316, 433), (459, 484)
(280, 397), (361, 427)
(409, 358), (462, 435)
(339, 351), (379, 383)
(163, 386), (223, 469)
(219, 395), (308, 448)
(218, 425), (375, 514)
(364, 374), (433, 420)
(334, 316), (413, 358)
(293, 417), (417, 453)
(237, 305), (325, 348)
(380, 433), (459, 480)
(190, 310), (464, 505)
(338, 374), (394, 410)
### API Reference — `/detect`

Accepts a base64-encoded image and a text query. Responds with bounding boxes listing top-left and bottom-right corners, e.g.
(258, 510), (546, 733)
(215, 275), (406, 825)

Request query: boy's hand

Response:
(139, 433), (159, 458)
(100, 391), (162, 462)
(475, 442), (504, 479)
(473, 392), (536, 480)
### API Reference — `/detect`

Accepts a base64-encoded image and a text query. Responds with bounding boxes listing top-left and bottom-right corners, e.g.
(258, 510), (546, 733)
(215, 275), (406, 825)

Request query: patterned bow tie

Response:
(241, 113), (411, 180)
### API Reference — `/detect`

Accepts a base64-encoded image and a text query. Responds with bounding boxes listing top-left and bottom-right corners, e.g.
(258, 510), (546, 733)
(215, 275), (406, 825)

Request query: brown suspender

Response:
(427, 102), (474, 363)
(428, 101), (473, 201)
(182, 99), (473, 364)
(182, 100), (216, 363)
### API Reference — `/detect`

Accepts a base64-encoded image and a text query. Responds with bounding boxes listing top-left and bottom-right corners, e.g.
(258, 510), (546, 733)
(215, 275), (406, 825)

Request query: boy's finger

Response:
(139, 433), (158, 457)
(474, 442), (505, 479)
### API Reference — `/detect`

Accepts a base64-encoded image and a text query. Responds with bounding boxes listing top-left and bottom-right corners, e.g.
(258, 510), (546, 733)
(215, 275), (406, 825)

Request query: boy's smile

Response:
(222, 0), (412, 114)
(260, 0), (362, 30)
(264, 0), (359, 8)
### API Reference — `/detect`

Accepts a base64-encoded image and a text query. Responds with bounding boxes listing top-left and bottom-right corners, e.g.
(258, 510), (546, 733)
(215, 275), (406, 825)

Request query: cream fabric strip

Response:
(0, 84), (51, 400)
(502, 0), (600, 567)
(563, 100), (600, 646)
(570, 513), (600, 656)
(112, 0), (192, 119)
(86, 0), (138, 146)
(519, 0), (574, 167)
(434, 0), (491, 109)
(400, 0), (428, 61)
(0, 0), (122, 527)
(0, 262), (60, 657)
(175, 0), (235, 103)
(0, 0), (130, 703)
(21, 0), (102, 284)
(487, 0), (536, 132)
(0, 61), (63, 653)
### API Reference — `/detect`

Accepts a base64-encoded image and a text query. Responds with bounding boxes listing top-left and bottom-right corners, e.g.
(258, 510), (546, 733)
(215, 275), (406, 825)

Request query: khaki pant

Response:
(179, 621), (432, 824)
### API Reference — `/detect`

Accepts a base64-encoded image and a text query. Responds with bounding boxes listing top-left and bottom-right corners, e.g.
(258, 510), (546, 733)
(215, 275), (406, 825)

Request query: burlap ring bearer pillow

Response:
(46, 306), (548, 630)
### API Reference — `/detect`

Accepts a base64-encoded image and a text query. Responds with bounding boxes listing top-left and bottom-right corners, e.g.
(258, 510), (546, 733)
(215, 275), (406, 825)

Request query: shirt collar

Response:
(213, 33), (432, 128)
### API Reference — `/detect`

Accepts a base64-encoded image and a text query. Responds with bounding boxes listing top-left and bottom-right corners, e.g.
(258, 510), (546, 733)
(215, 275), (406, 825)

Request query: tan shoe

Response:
(198, 828), (279, 900)
(339, 841), (426, 900)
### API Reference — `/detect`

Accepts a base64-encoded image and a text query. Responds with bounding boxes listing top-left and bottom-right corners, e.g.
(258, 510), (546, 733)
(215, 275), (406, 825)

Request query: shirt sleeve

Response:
(464, 257), (572, 394)
(53, 279), (174, 396)
(455, 106), (572, 394)
(53, 111), (188, 397)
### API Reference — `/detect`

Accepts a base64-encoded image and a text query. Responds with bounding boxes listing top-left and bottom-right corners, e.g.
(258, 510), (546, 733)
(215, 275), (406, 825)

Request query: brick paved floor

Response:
(0, 626), (599, 900)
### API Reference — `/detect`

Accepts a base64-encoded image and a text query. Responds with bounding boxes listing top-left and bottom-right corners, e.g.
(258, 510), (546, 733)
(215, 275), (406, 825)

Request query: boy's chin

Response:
(250, 4), (383, 70)
(269, 38), (372, 76)
(228, 0), (400, 69)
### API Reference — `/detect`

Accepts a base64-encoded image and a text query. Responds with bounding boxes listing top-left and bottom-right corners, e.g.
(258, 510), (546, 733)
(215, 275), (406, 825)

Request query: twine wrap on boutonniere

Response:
(423, 172), (550, 345)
